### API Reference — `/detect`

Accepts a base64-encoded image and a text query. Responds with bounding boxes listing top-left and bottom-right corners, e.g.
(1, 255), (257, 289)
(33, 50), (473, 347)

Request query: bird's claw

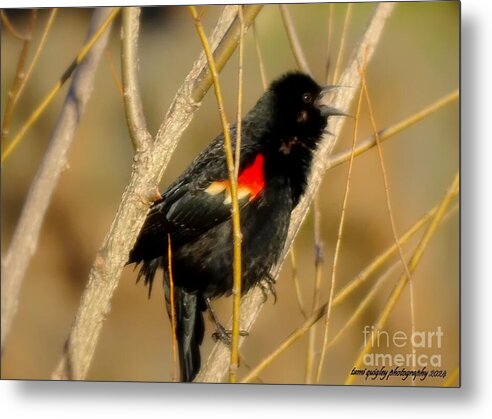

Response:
(259, 274), (277, 303)
(211, 324), (249, 345)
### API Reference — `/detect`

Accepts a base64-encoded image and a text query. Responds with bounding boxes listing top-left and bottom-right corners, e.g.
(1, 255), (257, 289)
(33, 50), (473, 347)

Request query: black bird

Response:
(129, 71), (342, 382)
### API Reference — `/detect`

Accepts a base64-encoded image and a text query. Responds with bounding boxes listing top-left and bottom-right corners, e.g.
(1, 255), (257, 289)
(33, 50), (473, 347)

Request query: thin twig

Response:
(315, 69), (365, 383)
(234, 6), (245, 179)
(290, 246), (307, 319)
(335, 203), (439, 303)
(252, 22), (268, 91)
(52, 5), (260, 381)
(2, 8), (121, 164)
(1, 10), (31, 40)
(197, 3), (396, 383)
(1, 9), (37, 146)
(328, 90), (460, 169)
(121, 7), (152, 152)
(278, 4), (312, 75)
(167, 234), (178, 382)
(1, 8), (116, 352)
(345, 173), (459, 384)
(332, 3), (352, 83)
(105, 50), (124, 98)
(239, 350), (265, 383)
(188, 5), (243, 384)
(325, 3), (334, 83)
(361, 72), (417, 380)
(191, 5), (263, 103)
(328, 252), (411, 351)
(305, 196), (324, 383)
(234, 4), (245, 379)
(16, 9), (58, 101)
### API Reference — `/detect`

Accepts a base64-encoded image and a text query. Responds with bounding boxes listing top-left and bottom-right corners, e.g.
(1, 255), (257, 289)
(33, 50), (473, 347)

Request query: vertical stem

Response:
(188, 5), (243, 383)
(167, 235), (179, 382)
(315, 77), (365, 383)
(231, 4), (245, 381)
(279, 4), (312, 75)
(234, 6), (244, 179)
(305, 196), (324, 383)
(325, 3), (334, 83)
(332, 3), (352, 83)
(252, 22), (268, 91)
(290, 246), (307, 318)
(121, 7), (152, 152)
(360, 73), (417, 383)
(1, 9), (37, 146)
(16, 9), (58, 101)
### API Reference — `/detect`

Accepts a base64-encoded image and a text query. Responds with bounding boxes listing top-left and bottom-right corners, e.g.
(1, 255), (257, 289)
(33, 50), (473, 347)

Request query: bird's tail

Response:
(134, 257), (205, 382)
(168, 286), (205, 382)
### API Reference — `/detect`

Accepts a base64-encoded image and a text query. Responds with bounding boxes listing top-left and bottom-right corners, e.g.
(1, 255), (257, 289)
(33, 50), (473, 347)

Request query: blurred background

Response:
(1, 2), (459, 385)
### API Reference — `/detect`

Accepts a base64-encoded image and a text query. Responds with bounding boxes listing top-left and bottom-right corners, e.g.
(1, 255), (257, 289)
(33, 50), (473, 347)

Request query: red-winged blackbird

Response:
(129, 72), (342, 382)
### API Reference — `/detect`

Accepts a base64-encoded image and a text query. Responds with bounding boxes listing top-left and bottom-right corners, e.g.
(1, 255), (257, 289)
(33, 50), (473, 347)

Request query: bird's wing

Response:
(137, 130), (265, 247)
(150, 157), (264, 243)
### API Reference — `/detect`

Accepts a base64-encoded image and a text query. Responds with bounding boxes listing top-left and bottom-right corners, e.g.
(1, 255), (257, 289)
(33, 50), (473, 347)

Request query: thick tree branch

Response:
(52, 5), (263, 380)
(1, 8), (115, 352)
(196, 2), (396, 383)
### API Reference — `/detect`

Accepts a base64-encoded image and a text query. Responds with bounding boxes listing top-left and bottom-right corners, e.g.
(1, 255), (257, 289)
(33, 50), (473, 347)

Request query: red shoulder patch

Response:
(237, 153), (265, 200)
(205, 153), (265, 203)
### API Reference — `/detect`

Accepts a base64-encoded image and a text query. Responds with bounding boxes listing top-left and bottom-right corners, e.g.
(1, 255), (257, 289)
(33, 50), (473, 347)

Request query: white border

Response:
(2, 0), (492, 417)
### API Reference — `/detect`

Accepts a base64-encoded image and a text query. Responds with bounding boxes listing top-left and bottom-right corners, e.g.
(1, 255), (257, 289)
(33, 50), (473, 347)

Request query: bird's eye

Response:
(302, 92), (313, 104)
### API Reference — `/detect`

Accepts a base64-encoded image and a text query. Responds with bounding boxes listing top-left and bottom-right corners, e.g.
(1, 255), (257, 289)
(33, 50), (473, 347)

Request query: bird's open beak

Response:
(316, 85), (348, 118)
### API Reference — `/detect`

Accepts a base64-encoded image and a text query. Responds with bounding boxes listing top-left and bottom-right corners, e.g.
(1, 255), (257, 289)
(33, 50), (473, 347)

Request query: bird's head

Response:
(266, 72), (344, 143)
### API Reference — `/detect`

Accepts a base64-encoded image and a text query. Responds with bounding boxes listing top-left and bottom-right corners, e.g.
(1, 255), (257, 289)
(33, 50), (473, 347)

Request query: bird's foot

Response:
(206, 297), (249, 345)
(258, 273), (277, 303)
(211, 323), (249, 345)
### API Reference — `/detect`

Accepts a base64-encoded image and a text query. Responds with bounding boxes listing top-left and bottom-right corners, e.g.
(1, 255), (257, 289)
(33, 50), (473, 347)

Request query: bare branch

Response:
(191, 5), (263, 103)
(252, 22), (268, 90)
(1, 10), (32, 41)
(16, 9), (58, 101)
(52, 5), (262, 380)
(279, 4), (312, 75)
(121, 7), (152, 151)
(1, 8), (115, 352)
(332, 3), (353, 83)
(196, 2), (396, 383)
(1, 9), (37, 145)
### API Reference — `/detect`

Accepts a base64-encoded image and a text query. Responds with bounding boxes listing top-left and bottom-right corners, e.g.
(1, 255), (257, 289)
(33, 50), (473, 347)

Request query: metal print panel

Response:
(1, 1), (460, 386)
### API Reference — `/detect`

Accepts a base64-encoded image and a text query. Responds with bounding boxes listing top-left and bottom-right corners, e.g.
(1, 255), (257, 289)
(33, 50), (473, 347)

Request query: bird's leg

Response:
(258, 273), (277, 303)
(205, 298), (248, 345)
(205, 298), (228, 342)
